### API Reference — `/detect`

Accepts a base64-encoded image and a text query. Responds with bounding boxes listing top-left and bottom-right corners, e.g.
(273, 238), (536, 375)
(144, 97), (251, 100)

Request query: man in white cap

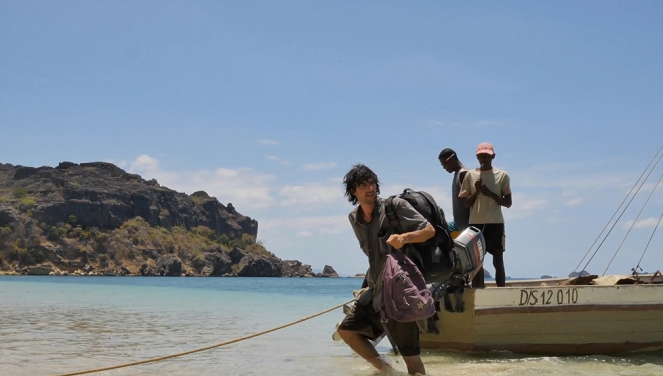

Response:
(458, 142), (512, 287)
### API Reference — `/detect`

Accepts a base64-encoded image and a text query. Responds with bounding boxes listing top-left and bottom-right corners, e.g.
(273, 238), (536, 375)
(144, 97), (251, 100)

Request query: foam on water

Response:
(1, 276), (662, 376)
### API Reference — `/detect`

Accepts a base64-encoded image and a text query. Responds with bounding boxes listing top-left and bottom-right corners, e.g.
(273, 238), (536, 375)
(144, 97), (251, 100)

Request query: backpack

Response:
(385, 189), (456, 283)
(380, 250), (436, 322)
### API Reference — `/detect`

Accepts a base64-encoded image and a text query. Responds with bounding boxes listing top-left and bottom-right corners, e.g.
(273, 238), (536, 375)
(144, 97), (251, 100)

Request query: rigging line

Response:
(52, 298), (355, 376)
(573, 143), (663, 274)
(635, 209), (663, 271)
(602, 166), (663, 276)
(581, 148), (663, 274)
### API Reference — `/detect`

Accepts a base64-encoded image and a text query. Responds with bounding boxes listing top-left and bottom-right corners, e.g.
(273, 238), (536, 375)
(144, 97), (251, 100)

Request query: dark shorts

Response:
(338, 290), (421, 357)
(477, 223), (505, 255)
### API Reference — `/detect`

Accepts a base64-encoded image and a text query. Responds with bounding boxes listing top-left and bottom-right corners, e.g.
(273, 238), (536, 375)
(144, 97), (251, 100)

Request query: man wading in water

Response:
(337, 164), (434, 375)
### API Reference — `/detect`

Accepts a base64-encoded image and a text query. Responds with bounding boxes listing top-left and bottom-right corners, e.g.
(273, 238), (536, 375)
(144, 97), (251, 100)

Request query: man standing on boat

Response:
(438, 148), (470, 233)
(337, 164), (435, 375)
(459, 142), (512, 288)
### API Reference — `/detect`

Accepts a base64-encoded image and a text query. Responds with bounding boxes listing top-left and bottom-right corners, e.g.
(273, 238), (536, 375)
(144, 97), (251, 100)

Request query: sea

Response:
(1, 276), (662, 376)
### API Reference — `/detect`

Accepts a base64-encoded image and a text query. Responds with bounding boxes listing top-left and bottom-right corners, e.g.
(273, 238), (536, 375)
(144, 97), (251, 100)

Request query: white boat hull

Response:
(421, 282), (663, 355)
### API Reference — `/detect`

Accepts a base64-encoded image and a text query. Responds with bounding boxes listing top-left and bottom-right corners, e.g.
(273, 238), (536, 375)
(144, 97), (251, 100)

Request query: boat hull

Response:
(421, 284), (663, 355)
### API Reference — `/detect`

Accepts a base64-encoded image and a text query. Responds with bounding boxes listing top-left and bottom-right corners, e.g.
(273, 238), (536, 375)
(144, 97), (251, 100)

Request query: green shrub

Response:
(98, 254), (108, 263)
(15, 244), (31, 264)
(71, 226), (83, 239)
(47, 226), (60, 241)
(20, 197), (36, 208)
(12, 187), (27, 198)
(0, 226), (12, 240)
(67, 215), (77, 226)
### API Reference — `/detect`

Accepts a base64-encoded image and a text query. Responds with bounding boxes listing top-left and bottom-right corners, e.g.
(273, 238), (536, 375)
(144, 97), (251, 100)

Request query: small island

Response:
(0, 162), (337, 278)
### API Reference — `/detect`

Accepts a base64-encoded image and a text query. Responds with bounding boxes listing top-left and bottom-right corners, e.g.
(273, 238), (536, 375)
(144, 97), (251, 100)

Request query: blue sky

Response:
(2, 1), (662, 278)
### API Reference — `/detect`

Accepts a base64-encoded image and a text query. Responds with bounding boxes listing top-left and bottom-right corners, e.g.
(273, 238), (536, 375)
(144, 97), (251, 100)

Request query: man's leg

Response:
(471, 266), (485, 288)
(390, 321), (425, 375)
(493, 251), (505, 287)
(403, 355), (426, 375)
(337, 329), (394, 373)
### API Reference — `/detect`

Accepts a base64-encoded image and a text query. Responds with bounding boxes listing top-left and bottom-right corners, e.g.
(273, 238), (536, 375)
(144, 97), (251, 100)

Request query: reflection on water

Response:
(1, 276), (662, 376)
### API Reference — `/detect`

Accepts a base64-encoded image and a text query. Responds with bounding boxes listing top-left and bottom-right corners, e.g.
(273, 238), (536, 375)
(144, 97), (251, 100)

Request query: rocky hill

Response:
(0, 162), (337, 277)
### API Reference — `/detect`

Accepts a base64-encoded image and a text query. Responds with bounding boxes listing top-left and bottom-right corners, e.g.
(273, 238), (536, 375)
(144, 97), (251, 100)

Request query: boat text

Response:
(518, 288), (579, 306)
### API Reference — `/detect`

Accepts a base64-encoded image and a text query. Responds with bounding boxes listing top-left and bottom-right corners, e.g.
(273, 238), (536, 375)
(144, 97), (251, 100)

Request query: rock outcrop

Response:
(320, 265), (339, 277)
(0, 161), (335, 278)
(0, 162), (257, 238)
(281, 260), (316, 277)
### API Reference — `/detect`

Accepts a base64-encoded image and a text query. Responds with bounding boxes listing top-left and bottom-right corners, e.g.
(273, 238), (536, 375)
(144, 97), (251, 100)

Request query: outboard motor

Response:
(452, 226), (487, 283)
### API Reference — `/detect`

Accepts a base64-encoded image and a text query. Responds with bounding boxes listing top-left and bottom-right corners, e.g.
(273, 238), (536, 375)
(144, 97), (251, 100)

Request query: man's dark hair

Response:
(438, 148), (457, 161)
(343, 164), (380, 205)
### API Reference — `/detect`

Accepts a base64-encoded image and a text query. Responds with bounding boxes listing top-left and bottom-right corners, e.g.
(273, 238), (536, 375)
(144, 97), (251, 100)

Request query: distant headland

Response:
(0, 162), (338, 277)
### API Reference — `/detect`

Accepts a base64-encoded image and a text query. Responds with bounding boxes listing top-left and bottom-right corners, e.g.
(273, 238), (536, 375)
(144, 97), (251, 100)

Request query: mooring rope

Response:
(53, 298), (355, 376)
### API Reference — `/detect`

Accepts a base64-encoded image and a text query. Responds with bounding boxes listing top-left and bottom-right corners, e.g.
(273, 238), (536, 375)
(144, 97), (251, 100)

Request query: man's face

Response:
(439, 155), (455, 173)
(476, 153), (494, 166)
(353, 179), (377, 205)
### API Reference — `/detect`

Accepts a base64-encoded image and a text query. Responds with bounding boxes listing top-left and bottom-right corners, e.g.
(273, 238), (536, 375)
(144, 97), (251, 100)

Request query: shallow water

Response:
(1, 276), (662, 376)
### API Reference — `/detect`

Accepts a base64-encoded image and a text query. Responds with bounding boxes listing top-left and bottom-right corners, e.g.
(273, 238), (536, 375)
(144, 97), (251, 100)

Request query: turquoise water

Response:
(1, 276), (662, 376)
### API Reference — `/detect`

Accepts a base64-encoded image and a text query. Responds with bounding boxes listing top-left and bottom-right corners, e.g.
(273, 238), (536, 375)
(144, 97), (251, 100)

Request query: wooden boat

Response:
(336, 145), (663, 355)
(420, 274), (663, 355)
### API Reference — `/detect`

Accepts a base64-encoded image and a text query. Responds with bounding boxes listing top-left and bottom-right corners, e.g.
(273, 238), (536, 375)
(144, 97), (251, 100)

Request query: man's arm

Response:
(480, 186), (512, 208)
(464, 178), (482, 208)
(457, 170), (468, 208)
(385, 198), (435, 249)
(386, 223), (435, 250)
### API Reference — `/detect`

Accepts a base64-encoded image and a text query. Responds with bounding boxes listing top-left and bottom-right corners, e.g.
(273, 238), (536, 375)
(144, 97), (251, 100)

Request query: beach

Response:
(1, 276), (662, 376)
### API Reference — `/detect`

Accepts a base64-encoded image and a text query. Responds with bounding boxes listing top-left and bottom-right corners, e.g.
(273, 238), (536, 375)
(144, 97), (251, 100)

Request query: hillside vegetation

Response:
(0, 162), (333, 277)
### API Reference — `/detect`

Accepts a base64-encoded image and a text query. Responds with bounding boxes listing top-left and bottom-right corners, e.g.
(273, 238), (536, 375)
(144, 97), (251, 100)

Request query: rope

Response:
(634, 209), (663, 272)
(579, 145), (663, 274)
(53, 298), (355, 376)
(603, 167), (663, 275)
(573, 142), (663, 274)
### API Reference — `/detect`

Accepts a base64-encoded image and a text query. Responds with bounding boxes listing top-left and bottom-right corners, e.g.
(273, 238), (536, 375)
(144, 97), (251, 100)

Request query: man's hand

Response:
(481, 185), (494, 197)
(474, 178), (483, 192)
(386, 234), (406, 249)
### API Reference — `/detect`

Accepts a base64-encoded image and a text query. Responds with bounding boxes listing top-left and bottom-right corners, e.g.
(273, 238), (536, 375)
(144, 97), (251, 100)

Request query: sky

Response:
(2, 1), (663, 278)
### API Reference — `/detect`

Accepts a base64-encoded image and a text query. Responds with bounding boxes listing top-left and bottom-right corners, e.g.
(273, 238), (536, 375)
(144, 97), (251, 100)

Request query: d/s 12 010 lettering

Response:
(519, 288), (579, 306)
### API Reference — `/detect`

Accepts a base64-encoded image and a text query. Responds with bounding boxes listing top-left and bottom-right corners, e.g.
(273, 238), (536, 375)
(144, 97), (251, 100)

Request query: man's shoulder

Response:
(492, 168), (510, 178)
(384, 196), (412, 210)
(466, 169), (481, 178)
(348, 206), (360, 223)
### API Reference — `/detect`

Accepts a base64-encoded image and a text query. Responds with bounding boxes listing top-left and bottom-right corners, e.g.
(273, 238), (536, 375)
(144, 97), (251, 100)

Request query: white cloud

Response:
(258, 139), (280, 145)
(260, 215), (350, 236)
(624, 217), (662, 229)
(303, 162), (337, 170)
(278, 183), (344, 209)
(504, 193), (549, 220)
(128, 155), (276, 209)
(429, 120), (456, 126)
(266, 155), (292, 165)
(475, 120), (505, 127)
(566, 198), (582, 206)
(130, 154), (160, 172)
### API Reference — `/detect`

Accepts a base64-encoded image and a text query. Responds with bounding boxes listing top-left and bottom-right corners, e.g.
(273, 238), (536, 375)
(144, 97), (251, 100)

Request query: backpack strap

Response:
(384, 196), (403, 235)
(379, 309), (400, 356)
(418, 190), (454, 253)
(385, 196), (424, 269)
